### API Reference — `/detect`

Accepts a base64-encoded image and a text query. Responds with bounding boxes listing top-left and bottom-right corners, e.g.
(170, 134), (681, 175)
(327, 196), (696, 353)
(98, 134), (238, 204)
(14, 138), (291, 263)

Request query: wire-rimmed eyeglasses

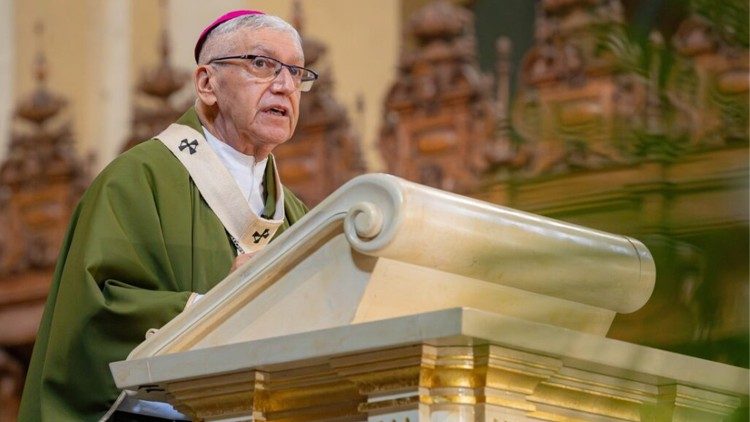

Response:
(208, 54), (319, 92)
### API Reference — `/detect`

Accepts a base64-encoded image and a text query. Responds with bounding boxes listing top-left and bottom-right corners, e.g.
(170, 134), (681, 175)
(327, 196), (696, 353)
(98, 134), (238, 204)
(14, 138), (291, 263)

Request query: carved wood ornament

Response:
(378, 0), (496, 194)
(122, 0), (191, 152)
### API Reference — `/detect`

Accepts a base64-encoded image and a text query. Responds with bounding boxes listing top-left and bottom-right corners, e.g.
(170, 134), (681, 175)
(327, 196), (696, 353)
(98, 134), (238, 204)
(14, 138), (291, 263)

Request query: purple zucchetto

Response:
(194, 9), (265, 63)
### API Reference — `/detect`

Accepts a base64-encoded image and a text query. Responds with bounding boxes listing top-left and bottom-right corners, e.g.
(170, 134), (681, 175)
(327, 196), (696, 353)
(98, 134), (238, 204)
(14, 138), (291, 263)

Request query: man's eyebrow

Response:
(251, 45), (304, 64)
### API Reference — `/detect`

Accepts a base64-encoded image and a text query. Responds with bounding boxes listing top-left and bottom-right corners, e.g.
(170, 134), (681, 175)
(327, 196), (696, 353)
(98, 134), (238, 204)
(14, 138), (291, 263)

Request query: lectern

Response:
(111, 174), (748, 421)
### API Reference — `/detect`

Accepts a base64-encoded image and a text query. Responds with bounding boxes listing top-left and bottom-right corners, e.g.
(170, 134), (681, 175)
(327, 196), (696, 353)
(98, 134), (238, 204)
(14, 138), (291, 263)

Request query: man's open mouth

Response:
(266, 106), (288, 116)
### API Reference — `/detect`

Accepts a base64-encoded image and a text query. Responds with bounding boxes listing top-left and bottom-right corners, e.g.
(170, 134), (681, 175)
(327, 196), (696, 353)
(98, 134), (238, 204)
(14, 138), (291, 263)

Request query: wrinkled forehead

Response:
(224, 27), (304, 63)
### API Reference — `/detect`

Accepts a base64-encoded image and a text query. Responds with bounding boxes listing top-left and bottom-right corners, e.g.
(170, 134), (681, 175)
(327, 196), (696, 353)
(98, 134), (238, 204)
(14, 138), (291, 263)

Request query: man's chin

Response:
(255, 133), (292, 150)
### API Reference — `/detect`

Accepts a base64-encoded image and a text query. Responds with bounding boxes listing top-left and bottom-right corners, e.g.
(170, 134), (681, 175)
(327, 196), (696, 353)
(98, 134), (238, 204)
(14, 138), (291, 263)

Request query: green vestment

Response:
(18, 108), (308, 421)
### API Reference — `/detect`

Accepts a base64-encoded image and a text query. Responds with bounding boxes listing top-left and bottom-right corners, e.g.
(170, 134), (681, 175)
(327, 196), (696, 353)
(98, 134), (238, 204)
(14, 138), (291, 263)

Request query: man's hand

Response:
(230, 252), (257, 272)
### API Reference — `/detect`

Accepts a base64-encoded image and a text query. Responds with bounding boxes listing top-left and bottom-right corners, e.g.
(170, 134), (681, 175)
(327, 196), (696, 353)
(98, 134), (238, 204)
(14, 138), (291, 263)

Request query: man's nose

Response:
(271, 67), (296, 93)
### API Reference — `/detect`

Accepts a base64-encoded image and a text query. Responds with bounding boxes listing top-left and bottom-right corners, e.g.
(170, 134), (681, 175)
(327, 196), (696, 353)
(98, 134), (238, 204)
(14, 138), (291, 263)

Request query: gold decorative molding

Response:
(165, 370), (267, 419)
(654, 384), (744, 421)
(529, 382), (645, 421)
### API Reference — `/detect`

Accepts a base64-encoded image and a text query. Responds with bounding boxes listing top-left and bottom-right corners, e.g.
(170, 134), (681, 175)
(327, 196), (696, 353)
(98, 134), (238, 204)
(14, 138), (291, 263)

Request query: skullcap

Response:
(194, 10), (265, 63)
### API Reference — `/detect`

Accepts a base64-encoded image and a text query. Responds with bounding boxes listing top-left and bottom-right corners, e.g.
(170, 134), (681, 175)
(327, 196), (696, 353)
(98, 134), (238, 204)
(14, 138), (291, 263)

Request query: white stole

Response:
(156, 123), (285, 254)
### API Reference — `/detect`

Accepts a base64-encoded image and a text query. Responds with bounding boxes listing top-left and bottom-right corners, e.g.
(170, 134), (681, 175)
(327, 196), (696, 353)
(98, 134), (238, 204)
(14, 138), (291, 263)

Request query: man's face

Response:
(209, 27), (303, 151)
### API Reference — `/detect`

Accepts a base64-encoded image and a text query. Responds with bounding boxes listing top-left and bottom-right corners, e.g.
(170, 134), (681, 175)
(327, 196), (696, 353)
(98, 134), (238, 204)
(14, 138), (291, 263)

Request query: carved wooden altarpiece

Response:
(378, 0), (496, 194)
(477, 0), (748, 367)
(0, 48), (89, 420)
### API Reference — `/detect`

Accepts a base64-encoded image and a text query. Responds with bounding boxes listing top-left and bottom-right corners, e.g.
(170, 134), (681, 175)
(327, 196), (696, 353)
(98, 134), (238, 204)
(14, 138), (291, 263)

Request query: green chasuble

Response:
(19, 108), (308, 421)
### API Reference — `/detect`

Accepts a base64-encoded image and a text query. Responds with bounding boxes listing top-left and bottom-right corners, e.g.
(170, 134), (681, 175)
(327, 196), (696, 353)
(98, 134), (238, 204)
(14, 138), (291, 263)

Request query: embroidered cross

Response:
(252, 229), (270, 243)
(178, 138), (198, 154)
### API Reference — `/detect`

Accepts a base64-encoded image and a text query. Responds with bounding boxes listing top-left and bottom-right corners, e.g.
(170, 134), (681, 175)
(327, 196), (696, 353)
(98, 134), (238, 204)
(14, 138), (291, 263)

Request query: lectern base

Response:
(111, 309), (747, 421)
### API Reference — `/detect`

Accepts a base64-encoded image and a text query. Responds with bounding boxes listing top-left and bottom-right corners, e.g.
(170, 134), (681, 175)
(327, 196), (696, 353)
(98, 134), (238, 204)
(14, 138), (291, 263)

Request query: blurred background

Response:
(0, 0), (747, 419)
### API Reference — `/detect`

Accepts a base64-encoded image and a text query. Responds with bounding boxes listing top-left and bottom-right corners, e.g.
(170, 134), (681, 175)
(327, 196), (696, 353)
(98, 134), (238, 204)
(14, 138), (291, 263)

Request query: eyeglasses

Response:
(208, 54), (319, 92)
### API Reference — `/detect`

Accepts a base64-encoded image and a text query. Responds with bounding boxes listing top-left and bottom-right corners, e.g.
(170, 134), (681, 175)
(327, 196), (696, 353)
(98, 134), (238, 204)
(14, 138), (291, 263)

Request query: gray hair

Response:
(198, 14), (302, 64)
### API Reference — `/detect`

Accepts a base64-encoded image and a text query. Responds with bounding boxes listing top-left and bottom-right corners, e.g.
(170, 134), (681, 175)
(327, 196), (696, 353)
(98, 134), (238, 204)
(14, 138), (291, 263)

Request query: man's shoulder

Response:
(98, 140), (180, 179)
(110, 139), (173, 166)
(86, 140), (185, 195)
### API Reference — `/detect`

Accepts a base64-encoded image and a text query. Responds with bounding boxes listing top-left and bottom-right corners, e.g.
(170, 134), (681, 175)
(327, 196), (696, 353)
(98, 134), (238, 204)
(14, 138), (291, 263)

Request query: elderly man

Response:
(19, 10), (314, 421)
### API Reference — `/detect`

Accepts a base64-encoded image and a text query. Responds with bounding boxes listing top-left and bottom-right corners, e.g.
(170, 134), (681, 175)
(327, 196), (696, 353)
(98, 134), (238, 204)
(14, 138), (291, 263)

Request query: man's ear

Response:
(194, 65), (217, 106)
